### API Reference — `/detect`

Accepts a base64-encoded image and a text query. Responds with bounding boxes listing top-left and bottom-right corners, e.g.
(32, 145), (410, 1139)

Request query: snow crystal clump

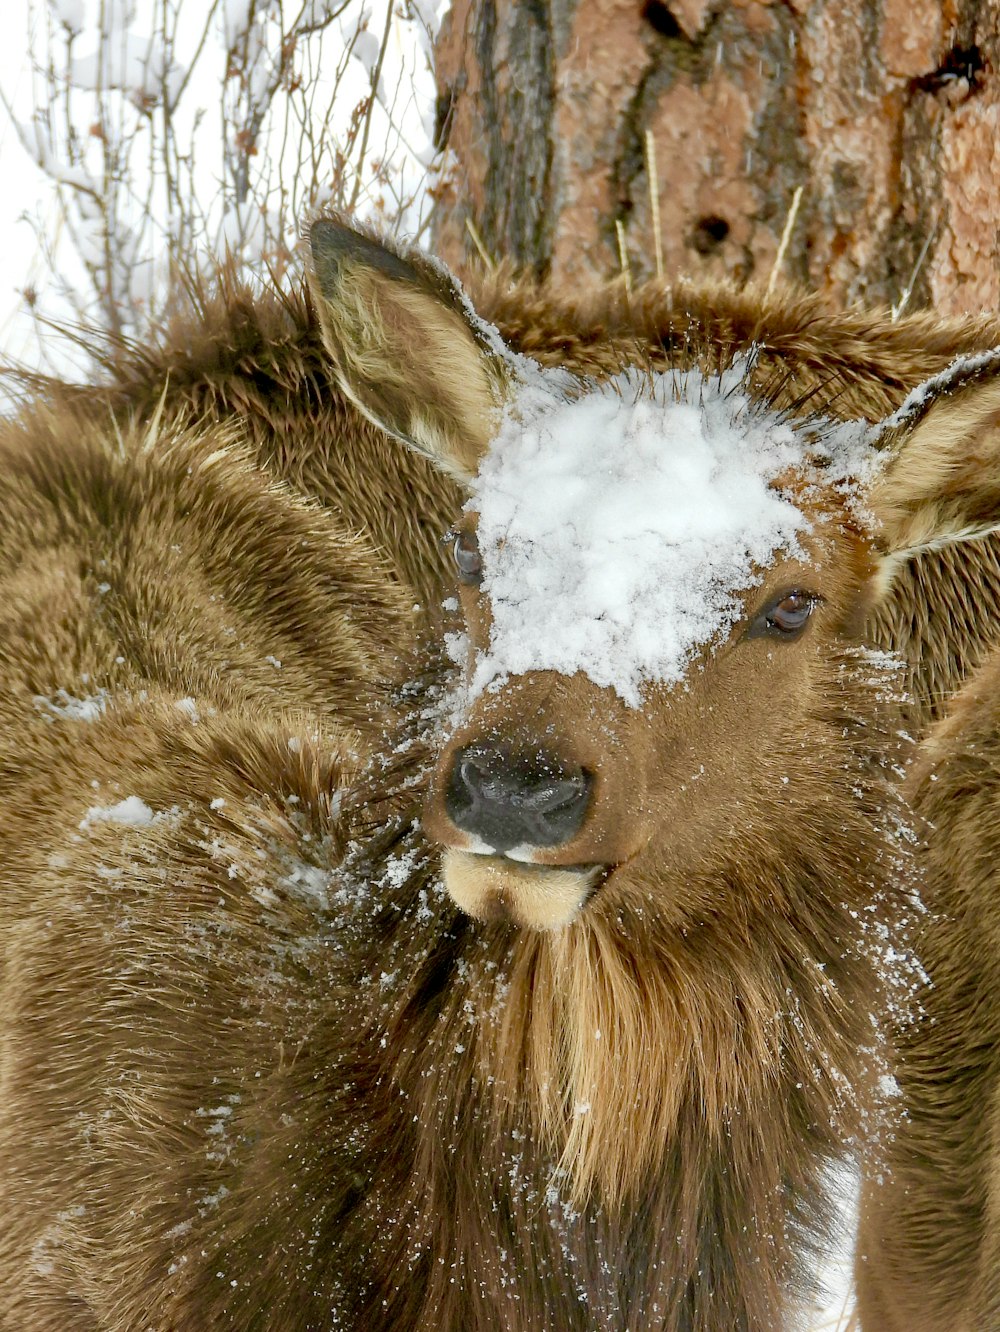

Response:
(71, 33), (186, 109)
(278, 859), (331, 911)
(80, 796), (156, 831)
(468, 362), (873, 707)
(35, 689), (108, 722)
(174, 697), (200, 723)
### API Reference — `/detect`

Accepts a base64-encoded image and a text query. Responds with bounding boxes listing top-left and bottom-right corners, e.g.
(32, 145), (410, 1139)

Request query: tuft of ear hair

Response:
(869, 348), (1000, 587)
(307, 216), (514, 483)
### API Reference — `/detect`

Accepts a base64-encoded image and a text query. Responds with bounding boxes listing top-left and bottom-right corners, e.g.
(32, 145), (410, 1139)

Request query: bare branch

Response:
(348, 0), (394, 212)
(2, 0), (438, 371)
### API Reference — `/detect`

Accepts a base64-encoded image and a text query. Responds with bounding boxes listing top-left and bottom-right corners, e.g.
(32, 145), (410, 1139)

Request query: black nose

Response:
(445, 745), (592, 852)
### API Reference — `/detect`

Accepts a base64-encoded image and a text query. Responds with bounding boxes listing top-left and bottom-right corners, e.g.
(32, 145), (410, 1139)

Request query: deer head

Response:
(308, 218), (1000, 935)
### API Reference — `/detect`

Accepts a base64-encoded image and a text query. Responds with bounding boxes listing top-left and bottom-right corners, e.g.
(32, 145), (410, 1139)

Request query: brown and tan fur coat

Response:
(854, 645), (1000, 1331)
(854, 411), (1000, 1327)
(3, 219), (1000, 1331)
(20, 255), (1000, 722)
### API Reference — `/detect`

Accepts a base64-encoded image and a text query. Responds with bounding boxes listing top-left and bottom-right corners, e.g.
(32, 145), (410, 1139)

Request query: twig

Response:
(615, 219), (632, 299)
(645, 128), (662, 280)
(348, 0), (395, 212)
(464, 216), (495, 270)
(765, 183), (804, 298)
(167, 0), (222, 109)
(891, 230), (934, 321)
(0, 84), (101, 203)
(8, 0), (432, 364)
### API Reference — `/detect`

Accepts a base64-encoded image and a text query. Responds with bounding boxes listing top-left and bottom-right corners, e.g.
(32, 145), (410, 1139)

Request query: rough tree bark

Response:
(432, 0), (1000, 316)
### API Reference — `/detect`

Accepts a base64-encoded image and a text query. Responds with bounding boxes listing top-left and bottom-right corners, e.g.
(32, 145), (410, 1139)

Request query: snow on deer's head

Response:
(308, 218), (1000, 935)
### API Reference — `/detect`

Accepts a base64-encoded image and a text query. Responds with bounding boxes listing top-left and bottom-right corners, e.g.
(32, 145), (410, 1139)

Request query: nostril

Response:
(515, 775), (590, 815)
(458, 756), (482, 797)
(456, 756), (513, 809)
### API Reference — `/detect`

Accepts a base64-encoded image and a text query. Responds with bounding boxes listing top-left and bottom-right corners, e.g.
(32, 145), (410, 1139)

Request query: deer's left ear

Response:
(868, 352), (1000, 588)
(307, 217), (514, 484)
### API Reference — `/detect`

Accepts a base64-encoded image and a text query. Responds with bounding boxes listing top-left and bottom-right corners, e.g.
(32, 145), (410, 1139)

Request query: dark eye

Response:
(748, 590), (818, 641)
(450, 530), (483, 586)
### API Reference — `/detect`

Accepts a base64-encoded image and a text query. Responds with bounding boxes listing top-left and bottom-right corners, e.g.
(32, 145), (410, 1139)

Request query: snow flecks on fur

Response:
(34, 688), (109, 722)
(79, 795), (157, 831)
(174, 696), (201, 723)
(276, 857), (332, 911)
(468, 361), (877, 706)
(870, 344), (1000, 436)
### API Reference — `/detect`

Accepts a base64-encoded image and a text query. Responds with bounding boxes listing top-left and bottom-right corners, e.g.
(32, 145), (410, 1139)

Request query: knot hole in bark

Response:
(690, 215), (730, 255)
(911, 44), (985, 95)
(640, 0), (682, 39)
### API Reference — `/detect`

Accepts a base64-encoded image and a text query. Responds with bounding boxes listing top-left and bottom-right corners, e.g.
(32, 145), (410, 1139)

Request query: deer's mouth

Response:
(441, 848), (613, 930)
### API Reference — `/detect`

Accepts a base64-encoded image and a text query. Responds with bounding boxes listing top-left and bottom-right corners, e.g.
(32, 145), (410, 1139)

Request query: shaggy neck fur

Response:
(331, 646), (917, 1329)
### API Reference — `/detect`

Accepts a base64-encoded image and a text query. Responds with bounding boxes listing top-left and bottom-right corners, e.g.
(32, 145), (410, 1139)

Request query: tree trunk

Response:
(432, 0), (1000, 317)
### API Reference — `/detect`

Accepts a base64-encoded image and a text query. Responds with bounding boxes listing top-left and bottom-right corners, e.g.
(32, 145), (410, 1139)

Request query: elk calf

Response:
(2, 218), (1000, 1330)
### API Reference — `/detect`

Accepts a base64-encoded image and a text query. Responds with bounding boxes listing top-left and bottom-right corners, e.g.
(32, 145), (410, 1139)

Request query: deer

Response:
(852, 398), (1000, 1329)
(1, 213), (1000, 1330)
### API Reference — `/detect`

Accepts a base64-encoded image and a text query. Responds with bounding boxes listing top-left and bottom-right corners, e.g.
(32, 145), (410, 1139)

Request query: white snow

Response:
(79, 795), (155, 830)
(221, 0), (262, 47)
(467, 362), (875, 707)
(71, 32), (187, 109)
(350, 28), (382, 75)
(277, 856), (332, 910)
(34, 688), (108, 722)
(50, 0), (86, 30)
(801, 1163), (861, 1331)
(872, 345), (1000, 436)
(174, 696), (200, 722)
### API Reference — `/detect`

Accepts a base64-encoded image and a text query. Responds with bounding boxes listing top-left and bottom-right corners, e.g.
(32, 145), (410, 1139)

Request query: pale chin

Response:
(442, 848), (602, 931)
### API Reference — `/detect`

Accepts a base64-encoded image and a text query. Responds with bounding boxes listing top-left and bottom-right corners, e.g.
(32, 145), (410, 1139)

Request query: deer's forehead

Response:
(465, 366), (875, 707)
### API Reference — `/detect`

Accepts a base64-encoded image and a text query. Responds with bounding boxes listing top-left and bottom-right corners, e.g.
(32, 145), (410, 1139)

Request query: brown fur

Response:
(853, 647), (1000, 1332)
(14, 255), (1000, 719)
(2, 218), (1000, 1330)
(853, 386), (1000, 1327)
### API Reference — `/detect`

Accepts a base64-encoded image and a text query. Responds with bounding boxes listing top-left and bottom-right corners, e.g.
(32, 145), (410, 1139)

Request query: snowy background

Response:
(0, 2), (43, 368)
(0, 0), (444, 378)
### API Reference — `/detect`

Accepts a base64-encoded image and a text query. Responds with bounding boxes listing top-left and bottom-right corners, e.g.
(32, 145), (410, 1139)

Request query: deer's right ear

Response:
(308, 218), (513, 483)
(867, 351), (1000, 592)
